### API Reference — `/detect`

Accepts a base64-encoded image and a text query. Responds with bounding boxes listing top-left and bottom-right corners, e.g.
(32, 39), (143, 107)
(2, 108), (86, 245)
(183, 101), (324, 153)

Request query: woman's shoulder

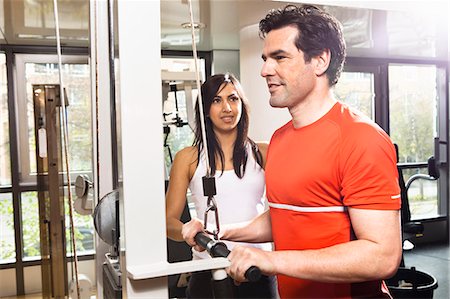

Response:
(175, 146), (198, 163)
(251, 141), (269, 169)
(256, 142), (269, 153)
(172, 146), (199, 179)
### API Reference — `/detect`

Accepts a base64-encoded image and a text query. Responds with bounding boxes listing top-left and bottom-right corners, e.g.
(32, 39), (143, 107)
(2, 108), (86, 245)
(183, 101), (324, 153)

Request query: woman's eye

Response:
(230, 96), (239, 102)
(213, 98), (221, 103)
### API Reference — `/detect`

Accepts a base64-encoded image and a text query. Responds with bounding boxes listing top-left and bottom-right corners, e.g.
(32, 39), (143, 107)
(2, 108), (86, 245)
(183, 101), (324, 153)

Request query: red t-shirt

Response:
(266, 102), (400, 298)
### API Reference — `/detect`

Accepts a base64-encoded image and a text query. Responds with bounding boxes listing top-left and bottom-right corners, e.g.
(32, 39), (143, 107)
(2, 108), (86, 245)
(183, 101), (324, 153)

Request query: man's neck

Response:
(289, 89), (337, 129)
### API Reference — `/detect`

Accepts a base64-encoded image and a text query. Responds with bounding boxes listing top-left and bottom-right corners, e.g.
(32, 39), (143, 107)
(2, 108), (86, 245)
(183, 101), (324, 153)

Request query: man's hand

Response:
(181, 217), (206, 252)
(226, 246), (276, 282)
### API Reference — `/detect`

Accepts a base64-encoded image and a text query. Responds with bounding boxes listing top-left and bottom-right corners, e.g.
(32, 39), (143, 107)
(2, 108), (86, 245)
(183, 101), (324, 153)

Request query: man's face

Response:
(260, 26), (315, 109)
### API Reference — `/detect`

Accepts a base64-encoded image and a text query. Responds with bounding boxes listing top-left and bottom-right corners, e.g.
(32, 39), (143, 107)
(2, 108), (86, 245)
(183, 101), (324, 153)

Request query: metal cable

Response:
(52, 0), (80, 298)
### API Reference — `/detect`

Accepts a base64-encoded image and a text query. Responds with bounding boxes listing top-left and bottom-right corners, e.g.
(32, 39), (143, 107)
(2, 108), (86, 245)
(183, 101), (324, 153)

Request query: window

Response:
(0, 53), (10, 186)
(64, 191), (94, 255)
(21, 192), (40, 261)
(387, 10), (440, 58)
(15, 54), (91, 183)
(161, 57), (203, 175)
(389, 64), (441, 219)
(334, 70), (375, 120)
(389, 64), (437, 163)
(0, 193), (15, 263)
(402, 168), (439, 220)
(13, 54), (94, 259)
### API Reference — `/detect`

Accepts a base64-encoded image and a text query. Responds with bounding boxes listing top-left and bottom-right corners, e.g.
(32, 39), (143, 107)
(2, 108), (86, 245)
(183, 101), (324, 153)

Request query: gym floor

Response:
(403, 241), (450, 299)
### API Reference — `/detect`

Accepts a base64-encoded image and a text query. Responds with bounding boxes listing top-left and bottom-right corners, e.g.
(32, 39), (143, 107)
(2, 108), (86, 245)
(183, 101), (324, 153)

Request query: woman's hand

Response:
(181, 217), (206, 252)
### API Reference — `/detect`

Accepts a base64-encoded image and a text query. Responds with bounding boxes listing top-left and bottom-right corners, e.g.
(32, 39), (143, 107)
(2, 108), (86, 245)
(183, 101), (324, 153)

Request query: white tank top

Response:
(188, 143), (272, 259)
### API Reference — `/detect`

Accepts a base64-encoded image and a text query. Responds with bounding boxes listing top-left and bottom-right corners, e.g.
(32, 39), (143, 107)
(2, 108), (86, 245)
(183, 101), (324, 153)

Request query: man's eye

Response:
(275, 56), (286, 60)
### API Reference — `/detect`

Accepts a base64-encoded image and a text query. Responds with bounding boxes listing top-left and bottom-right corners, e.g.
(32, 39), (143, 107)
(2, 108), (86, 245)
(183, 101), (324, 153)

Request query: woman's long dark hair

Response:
(194, 73), (262, 178)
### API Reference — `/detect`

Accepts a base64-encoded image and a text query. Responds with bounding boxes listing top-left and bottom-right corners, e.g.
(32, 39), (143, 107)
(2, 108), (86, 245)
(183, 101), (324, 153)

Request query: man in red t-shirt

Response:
(218, 4), (402, 298)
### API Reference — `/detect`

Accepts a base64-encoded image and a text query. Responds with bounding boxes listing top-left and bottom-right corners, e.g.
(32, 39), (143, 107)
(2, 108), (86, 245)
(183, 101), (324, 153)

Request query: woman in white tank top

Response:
(166, 73), (276, 298)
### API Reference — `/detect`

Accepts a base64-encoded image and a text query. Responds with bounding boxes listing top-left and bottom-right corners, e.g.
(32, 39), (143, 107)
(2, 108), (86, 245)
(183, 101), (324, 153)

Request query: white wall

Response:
(239, 24), (291, 143)
(0, 268), (16, 297)
(0, 260), (96, 297)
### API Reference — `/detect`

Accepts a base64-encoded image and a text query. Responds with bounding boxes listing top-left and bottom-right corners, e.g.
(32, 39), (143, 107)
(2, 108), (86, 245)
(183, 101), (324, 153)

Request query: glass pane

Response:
(334, 71), (374, 120)
(164, 124), (195, 175)
(0, 1), (4, 42)
(25, 62), (92, 176)
(21, 192), (41, 260)
(389, 65), (437, 163)
(163, 85), (195, 176)
(387, 10), (438, 58)
(325, 6), (373, 48)
(161, 58), (200, 176)
(0, 53), (11, 185)
(65, 190), (95, 255)
(24, 0), (89, 30)
(403, 168), (439, 220)
(161, 57), (205, 82)
(0, 193), (15, 263)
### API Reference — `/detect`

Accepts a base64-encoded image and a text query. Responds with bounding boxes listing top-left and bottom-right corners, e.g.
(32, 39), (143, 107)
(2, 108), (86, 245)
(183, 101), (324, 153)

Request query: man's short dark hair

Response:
(259, 5), (346, 86)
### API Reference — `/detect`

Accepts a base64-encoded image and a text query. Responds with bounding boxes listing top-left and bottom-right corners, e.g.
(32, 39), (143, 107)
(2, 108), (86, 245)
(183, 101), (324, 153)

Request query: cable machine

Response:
(33, 85), (68, 298)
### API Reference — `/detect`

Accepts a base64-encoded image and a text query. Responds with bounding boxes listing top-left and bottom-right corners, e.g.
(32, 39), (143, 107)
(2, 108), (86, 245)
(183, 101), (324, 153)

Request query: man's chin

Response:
(269, 99), (284, 108)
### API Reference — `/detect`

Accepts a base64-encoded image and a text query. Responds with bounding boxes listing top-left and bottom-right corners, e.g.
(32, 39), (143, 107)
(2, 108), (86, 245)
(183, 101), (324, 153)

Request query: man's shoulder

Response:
(335, 102), (387, 138)
(272, 120), (293, 137)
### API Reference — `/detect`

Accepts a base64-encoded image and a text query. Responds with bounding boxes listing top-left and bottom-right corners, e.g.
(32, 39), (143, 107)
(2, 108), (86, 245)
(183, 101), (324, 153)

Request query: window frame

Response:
(14, 54), (89, 185)
(344, 57), (448, 226)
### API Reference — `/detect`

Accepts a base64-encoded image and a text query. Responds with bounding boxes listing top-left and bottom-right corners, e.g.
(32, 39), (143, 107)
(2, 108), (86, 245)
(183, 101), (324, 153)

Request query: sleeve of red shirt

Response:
(340, 122), (401, 210)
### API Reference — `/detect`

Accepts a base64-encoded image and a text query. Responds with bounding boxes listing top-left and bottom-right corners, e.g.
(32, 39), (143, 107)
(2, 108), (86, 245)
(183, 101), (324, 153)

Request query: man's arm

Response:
(220, 210), (273, 243)
(227, 208), (402, 283)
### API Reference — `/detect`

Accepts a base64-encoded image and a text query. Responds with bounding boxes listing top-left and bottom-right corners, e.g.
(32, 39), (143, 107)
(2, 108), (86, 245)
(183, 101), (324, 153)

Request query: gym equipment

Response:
(194, 232), (262, 298)
(387, 267), (437, 299)
(387, 145), (439, 298)
(195, 233), (262, 282)
(74, 174), (93, 216)
(93, 190), (122, 298)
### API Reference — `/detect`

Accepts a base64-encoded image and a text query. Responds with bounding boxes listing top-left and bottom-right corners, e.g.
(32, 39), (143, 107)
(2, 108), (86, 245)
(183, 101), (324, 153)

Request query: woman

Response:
(166, 73), (275, 298)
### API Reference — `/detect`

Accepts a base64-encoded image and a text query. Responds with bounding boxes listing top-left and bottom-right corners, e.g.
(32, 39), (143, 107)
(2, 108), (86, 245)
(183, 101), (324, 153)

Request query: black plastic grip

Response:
(194, 233), (262, 282)
(244, 266), (262, 282)
(195, 232), (214, 249)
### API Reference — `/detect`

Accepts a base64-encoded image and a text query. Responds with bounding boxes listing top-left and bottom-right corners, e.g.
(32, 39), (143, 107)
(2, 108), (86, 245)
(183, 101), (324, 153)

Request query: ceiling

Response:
(0, 0), (448, 55)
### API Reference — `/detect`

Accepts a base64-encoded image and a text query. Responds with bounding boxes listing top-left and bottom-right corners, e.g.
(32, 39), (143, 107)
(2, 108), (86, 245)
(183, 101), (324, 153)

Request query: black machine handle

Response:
(194, 233), (262, 282)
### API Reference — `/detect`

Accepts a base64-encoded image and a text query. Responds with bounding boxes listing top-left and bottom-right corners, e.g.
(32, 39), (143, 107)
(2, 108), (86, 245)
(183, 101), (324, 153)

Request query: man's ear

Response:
(314, 49), (331, 77)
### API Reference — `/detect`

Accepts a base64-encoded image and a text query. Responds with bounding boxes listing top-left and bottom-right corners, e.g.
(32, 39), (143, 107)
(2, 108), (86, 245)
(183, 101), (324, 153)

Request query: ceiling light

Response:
(181, 22), (206, 29)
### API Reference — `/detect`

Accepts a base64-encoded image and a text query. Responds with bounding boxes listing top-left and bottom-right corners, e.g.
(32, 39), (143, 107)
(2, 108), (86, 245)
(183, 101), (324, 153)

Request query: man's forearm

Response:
(221, 210), (273, 243)
(270, 238), (401, 283)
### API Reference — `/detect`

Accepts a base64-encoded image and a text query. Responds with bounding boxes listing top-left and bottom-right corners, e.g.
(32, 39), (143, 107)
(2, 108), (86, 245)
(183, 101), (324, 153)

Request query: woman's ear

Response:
(314, 49), (331, 77)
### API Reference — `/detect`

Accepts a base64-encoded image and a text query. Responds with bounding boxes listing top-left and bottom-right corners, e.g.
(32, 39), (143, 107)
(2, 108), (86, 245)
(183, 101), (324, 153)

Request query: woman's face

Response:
(208, 82), (242, 134)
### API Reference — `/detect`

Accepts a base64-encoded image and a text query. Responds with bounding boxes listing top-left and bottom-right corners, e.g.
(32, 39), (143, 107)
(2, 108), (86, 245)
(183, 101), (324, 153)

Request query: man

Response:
(225, 4), (404, 298)
(183, 4), (402, 298)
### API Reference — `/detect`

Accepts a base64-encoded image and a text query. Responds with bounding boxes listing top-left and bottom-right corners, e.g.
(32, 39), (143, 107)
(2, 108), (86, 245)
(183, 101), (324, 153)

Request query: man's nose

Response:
(261, 60), (273, 77)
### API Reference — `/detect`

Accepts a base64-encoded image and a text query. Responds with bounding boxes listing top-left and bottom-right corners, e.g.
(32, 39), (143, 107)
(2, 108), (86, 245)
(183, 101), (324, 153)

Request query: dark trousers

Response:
(186, 270), (277, 299)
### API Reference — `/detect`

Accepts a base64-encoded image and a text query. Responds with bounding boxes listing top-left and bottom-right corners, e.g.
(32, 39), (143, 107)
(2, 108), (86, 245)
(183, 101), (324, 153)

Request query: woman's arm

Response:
(165, 146), (197, 241)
